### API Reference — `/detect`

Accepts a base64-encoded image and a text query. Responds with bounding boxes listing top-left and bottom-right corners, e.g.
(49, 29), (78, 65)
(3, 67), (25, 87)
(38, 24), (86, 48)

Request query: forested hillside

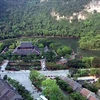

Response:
(0, 0), (100, 50)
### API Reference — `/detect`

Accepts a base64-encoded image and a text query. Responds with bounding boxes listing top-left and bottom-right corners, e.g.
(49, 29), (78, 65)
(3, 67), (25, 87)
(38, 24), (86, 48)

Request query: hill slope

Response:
(0, 0), (100, 50)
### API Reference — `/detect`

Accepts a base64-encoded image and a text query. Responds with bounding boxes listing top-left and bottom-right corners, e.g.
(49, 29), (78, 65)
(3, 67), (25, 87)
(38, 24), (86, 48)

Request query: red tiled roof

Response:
(89, 96), (97, 100)
(80, 88), (91, 98)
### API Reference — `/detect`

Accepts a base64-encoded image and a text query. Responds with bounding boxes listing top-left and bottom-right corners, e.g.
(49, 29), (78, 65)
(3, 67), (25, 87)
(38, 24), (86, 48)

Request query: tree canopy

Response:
(0, 0), (100, 50)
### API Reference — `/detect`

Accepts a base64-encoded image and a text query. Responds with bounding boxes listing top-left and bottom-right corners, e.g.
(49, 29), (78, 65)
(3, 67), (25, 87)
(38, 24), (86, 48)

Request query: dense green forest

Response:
(0, 0), (100, 50)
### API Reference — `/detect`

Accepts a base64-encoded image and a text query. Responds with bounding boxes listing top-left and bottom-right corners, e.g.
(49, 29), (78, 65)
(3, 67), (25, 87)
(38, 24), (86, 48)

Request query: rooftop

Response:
(13, 42), (41, 55)
(80, 88), (91, 98)
(0, 79), (23, 100)
(89, 96), (97, 100)
(59, 76), (82, 91)
(80, 88), (97, 100)
(20, 42), (33, 48)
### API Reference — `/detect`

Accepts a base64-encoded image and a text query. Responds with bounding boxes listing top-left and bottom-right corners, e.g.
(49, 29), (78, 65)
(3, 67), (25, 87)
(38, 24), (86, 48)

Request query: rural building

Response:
(80, 88), (99, 100)
(59, 76), (99, 100)
(59, 76), (82, 91)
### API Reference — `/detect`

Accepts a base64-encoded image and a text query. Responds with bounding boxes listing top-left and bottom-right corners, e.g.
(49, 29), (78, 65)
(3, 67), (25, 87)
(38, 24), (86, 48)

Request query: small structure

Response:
(60, 76), (99, 100)
(89, 96), (97, 100)
(80, 88), (98, 100)
(56, 57), (67, 65)
(13, 42), (41, 55)
(59, 76), (82, 91)
(0, 78), (23, 100)
(68, 80), (82, 91)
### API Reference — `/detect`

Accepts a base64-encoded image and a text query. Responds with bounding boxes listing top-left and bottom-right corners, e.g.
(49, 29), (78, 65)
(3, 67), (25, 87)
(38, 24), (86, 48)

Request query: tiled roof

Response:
(6, 90), (16, 99)
(20, 42), (33, 48)
(14, 49), (41, 55)
(80, 88), (91, 98)
(0, 86), (6, 94)
(80, 88), (97, 100)
(59, 76), (71, 84)
(0, 79), (23, 100)
(34, 46), (41, 54)
(89, 96), (97, 100)
(59, 76), (99, 100)
(14, 49), (34, 55)
(69, 80), (82, 91)
(59, 76), (82, 91)
(13, 42), (41, 55)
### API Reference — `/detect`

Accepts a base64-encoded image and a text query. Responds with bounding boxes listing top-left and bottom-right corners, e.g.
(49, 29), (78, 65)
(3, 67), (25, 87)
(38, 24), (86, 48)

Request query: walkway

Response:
(0, 70), (41, 99)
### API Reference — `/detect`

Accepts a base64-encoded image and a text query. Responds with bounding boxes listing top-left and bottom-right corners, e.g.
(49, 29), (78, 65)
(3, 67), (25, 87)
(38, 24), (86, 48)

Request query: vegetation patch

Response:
(7, 77), (33, 100)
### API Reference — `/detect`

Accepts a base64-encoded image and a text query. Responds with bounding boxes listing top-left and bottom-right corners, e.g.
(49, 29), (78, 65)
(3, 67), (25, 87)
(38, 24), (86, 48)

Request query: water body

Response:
(50, 38), (100, 57)
(1, 37), (100, 57)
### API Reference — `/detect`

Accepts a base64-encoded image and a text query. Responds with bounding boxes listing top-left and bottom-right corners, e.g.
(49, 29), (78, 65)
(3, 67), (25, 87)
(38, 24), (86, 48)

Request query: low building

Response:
(89, 96), (97, 100)
(59, 76), (99, 100)
(13, 42), (41, 55)
(59, 76), (82, 91)
(0, 78), (23, 100)
(80, 88), (99, 100)
(68, 79), (82, 91)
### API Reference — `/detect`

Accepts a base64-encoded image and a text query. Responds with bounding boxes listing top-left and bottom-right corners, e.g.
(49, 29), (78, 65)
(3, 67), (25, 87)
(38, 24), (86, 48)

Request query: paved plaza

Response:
(0, 70), (41, 99)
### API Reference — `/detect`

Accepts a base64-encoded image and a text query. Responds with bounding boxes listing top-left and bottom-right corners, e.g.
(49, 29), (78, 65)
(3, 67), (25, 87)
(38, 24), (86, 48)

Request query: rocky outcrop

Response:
(51, 0), (100, 21)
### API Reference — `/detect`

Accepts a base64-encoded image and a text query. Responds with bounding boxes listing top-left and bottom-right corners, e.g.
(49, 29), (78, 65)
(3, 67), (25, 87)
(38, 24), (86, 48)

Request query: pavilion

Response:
(12, 42), (41, 55)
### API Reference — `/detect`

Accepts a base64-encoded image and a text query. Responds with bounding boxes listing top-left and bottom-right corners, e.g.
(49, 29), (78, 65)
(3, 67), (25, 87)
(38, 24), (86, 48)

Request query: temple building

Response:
(12, 42), (41, 55)
(0, 78), (23, 100)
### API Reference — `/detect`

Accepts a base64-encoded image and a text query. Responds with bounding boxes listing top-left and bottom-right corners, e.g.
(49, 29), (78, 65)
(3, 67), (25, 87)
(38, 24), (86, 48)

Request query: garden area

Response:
(71, 68), (100, 77)
(0, 38), (73, 71)
(55, 77), (87, 100)
(0, 38), (100, 71)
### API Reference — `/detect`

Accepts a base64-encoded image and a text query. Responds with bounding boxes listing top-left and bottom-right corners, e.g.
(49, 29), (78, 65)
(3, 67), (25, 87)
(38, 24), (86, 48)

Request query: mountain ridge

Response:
(0, 0), (100, 39)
